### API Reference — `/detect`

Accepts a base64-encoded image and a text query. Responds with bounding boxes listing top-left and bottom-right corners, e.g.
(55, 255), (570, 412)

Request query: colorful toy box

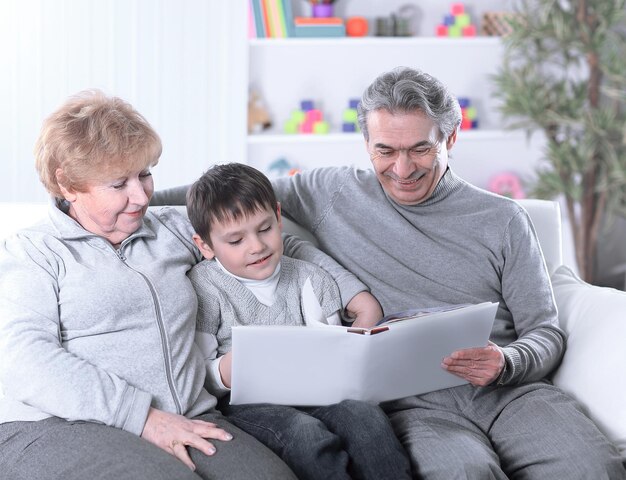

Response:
(436, 3), (477, 37)
(458, 97), (478, 130)
(284, 100), (330, 134)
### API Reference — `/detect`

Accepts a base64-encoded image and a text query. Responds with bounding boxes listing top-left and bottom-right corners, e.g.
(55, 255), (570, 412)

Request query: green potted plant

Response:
(492, 0), (626, 284)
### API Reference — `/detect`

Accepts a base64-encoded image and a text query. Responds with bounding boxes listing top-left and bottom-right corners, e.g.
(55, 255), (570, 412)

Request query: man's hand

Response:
(441, 341), (505, 387)
(345, 291), (383, 328)
(219, 351), (233, 388)
(141, 407), (233, 470)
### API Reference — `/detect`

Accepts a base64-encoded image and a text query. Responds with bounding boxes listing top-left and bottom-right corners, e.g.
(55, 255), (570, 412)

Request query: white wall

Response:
(0, 0), (586, 276)
(0, 0), (529, 203)
(0, 0), (247, 202)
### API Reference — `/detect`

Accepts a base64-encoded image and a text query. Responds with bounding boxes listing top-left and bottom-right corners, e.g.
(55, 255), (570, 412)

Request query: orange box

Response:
(294, 17), (344, 25)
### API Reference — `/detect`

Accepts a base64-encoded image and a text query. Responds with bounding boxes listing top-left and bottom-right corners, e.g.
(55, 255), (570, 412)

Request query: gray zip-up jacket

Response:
(0, 202), (216, 436)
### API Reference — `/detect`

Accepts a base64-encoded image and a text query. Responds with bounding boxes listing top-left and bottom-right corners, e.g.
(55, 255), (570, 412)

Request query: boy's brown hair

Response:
(186, 163), (278, 246)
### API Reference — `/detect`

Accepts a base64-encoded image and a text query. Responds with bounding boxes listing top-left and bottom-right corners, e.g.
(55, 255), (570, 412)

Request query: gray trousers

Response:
(383, 381), (626, 479)
(0, 411), (296, 480)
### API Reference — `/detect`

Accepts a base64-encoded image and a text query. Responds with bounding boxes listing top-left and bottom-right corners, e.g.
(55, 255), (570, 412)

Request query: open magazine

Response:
(378, 304), (473, 325)
(230, 302), (498, 406)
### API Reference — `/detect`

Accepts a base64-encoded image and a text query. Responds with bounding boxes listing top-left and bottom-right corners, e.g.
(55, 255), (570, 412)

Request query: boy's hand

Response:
(345, 291), (383, 328)
(219, 352), (233, 388)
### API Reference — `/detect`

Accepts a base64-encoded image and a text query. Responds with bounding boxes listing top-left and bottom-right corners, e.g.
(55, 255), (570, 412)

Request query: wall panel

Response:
(0, 0), (245, 202)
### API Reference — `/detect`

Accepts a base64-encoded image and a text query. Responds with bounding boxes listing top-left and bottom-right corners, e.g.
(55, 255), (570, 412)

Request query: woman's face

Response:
(63, 167), (154, 246)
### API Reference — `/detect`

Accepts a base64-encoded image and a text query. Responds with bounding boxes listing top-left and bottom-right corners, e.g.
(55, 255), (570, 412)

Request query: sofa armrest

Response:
(551, 265), (626, 459)
(516, 199), (563, 274)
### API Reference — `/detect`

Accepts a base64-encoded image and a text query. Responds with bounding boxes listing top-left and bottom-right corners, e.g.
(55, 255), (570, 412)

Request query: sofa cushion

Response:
(551, 265), (626, 458)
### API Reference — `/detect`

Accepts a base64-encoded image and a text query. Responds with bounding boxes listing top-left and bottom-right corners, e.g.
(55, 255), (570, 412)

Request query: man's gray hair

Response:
(357, 66), (462, 141)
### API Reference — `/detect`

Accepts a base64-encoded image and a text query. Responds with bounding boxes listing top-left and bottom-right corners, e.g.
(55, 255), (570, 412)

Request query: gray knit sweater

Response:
(189, 256), (342, 393)
(273, 167), (566, 385)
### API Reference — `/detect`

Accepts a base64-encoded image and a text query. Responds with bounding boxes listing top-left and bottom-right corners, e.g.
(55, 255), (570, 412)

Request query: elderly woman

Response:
(0, 91), (296, 480)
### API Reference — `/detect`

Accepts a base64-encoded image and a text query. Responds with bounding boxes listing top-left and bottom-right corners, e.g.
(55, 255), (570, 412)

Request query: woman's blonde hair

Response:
(34, 90), (162, 198)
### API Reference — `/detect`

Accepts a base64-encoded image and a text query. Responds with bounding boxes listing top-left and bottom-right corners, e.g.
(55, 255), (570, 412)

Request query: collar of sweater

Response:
(48, 198), (156, 244)
(215, 257), (282, 307)
(385, 167), (465, 209)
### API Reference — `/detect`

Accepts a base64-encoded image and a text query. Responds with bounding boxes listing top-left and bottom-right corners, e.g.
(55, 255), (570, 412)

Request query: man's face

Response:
(366, 109), (456, 205)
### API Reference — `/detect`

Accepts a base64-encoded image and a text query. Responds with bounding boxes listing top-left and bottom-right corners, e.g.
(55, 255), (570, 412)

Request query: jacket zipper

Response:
(116, 248), (183, 415)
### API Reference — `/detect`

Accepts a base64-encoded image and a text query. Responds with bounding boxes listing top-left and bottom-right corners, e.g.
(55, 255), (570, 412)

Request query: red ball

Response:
(346, 16), (368, 37)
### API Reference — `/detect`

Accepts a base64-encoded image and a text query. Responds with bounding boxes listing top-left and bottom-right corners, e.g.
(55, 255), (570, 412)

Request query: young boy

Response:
(186, 163), (411, 480)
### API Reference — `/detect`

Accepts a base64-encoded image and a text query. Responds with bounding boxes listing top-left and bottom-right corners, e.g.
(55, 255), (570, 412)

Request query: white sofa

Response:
(1, 199), (624, 462)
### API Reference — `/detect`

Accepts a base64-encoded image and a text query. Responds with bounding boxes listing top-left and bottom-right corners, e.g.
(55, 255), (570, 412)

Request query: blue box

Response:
(294, 24), (346, 38)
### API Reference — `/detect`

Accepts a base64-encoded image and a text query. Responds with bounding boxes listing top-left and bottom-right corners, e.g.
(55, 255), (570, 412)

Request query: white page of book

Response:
(230, 302), (498, 406)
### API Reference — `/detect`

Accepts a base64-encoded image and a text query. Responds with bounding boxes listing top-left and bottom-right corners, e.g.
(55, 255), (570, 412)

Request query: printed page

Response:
(377, 304), (472, 325)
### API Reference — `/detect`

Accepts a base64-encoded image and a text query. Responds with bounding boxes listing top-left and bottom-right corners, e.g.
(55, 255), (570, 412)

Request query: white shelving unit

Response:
(244, 1), (545, 189)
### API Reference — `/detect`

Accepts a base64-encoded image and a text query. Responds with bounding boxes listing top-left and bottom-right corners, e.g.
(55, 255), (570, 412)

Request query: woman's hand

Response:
(441, 341), (505, 387)
(141, 407), (233, 470)
(345, 291), (384, 328)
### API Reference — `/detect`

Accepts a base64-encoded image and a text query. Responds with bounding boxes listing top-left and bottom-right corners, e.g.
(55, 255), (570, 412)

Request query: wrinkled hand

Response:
(441, 341), (505, 387)
(141, 407), (233, 471)
(345, 291), (383, 328)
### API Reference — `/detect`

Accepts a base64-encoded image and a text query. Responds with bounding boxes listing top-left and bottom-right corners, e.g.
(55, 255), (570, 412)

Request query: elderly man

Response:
(270, 67), (625, 479)
(151, 67), (625, 478)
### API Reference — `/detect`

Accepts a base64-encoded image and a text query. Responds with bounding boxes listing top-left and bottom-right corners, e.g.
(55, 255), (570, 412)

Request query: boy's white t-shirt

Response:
(215, 258), (281, 307)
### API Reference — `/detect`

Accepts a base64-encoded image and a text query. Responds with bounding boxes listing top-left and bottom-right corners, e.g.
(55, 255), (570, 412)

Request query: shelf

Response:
(249, 36), (502, 48)
(247, 129), (523, 145)
(242, 1), (542, 186)
(248, 133), (361, 144)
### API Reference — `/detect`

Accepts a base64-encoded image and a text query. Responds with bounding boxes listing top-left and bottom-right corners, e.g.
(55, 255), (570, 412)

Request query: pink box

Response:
(436, 24), (448, 37)
(462, 25), (477, 37)
(306, 109), (323, 123)
(451, 3), (465, 15)
(299, 121), (314, 134)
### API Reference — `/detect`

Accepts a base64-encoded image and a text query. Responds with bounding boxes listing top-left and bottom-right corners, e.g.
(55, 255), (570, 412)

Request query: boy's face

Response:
(193, 203), (284, 281)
